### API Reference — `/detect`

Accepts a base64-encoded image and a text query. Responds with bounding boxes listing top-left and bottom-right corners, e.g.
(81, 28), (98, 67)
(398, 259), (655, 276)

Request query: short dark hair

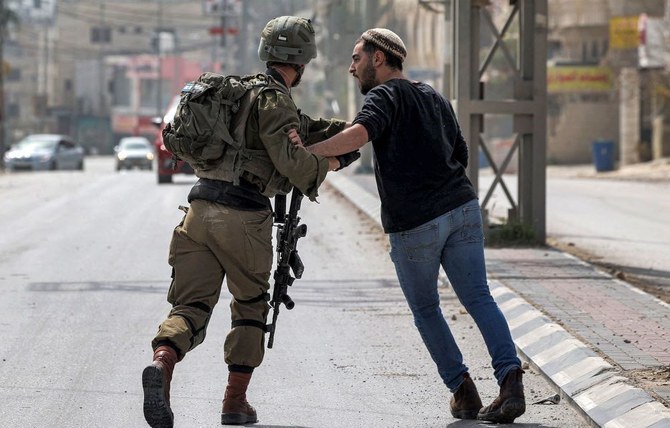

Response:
(358, 38), (403, 71)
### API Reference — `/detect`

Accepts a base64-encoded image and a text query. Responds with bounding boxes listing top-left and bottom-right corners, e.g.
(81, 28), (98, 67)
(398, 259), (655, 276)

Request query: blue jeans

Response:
(389, 199), (521, 392)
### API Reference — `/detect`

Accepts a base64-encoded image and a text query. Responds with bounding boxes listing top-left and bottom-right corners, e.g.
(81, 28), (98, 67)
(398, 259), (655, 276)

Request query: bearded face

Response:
(349, 41), (380, 95)
(358, 59), (377, 95)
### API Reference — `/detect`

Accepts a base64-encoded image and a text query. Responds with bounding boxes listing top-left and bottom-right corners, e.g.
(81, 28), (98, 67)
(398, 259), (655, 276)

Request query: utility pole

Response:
(0, 0), (20, 168)
(98, 1), (106, 115)
(443, 0), (453, 99)
(453, 0), (548, 242)
(239, 0), (249, 72)
(156, 0), (164, 116)
(220, 2), (226, 74)
(353, 0), (375, 174)
(218, 0), (240, 74)
(205, 0), (234, 74)
(418, 0), (453, 97)
(0, 0), (6, 168)
(36, 11), (48, 131)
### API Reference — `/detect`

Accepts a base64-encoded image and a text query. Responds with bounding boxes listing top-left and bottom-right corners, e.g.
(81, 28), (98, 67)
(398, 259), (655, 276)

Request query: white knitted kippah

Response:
(361, 28), (407, 63)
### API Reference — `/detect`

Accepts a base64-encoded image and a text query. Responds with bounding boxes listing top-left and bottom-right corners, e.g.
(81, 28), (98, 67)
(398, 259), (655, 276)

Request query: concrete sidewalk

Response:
(325, 172), (670, 428)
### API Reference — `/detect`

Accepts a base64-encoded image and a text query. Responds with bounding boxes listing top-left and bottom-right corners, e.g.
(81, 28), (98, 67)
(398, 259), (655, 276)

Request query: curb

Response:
(325, 174), (670, 428)
(491, 280), (670, 428)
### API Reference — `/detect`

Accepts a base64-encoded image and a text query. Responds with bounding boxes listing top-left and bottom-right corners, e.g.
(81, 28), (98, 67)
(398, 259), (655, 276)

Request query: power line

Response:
(60, 3), (220, 26)
(57, 8), (218, 30)
(14, 35), (220, 61)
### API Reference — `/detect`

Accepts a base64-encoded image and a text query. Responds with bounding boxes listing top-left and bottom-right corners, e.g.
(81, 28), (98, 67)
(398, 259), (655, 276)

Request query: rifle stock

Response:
(267, 188), (305, 349)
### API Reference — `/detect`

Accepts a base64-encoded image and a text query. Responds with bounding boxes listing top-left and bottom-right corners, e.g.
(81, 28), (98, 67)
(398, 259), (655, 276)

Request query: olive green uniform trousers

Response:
(152, 199), (274, 368)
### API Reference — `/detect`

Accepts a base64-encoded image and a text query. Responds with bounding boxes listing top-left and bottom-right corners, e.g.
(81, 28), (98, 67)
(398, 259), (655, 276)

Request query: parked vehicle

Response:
(115, 136), (154, 171)
(3, 134), (84, 171)
(154, 96), (194, 184)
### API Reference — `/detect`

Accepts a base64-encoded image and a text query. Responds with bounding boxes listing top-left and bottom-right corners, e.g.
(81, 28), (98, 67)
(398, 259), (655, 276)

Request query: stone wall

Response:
(548, 96), (620, 164)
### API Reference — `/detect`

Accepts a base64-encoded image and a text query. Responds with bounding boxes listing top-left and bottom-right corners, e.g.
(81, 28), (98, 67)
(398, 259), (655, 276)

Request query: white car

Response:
(115, 137), (154, 171)
(3, 134), (85, 171)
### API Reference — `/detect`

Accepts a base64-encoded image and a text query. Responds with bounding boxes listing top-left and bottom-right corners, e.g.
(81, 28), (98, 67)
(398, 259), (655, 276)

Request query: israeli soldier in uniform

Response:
(142, 16), (359, 428)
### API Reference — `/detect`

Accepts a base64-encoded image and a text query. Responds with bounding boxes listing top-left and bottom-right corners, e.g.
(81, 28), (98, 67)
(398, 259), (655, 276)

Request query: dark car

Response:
(115, 137), (154, 171)
(3, 134), (85, 171)
(154, 96), (194, 184)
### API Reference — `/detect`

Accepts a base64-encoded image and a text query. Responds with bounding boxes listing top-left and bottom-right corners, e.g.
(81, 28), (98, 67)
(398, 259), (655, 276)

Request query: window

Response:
(7, 103), (19, 118)
(58, 140), (75, 150)
(111, 66), (131, 107)
(140, 79), (159, 109)
(7, 68), (21, 82)
(91, 26), (112, 43)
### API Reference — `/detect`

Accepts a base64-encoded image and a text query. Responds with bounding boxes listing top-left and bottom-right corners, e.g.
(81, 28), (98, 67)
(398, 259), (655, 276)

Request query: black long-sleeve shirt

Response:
(353, 78), (477, 233)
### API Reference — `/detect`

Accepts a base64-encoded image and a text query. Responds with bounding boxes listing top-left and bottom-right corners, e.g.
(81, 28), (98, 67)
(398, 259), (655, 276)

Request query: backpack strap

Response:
(228, 76), (290, 186)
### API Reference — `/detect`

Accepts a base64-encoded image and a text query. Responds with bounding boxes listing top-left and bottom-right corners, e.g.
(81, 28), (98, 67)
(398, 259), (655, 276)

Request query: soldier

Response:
(142, 16), (359, 428)
(302, 28), (526, 424)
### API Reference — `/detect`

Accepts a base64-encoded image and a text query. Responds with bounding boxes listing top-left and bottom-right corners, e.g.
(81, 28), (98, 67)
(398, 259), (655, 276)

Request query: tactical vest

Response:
(193, 75), (295, 197)
(163, 73), (292, 197)
(195, 74), (293, 197)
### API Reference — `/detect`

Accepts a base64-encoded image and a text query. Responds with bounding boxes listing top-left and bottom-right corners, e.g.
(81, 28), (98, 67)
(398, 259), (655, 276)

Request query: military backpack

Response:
(162, 72), (283, 182)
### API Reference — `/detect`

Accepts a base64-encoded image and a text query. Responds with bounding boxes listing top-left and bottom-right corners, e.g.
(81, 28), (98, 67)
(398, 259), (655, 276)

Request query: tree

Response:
(0, 0), (19, 170)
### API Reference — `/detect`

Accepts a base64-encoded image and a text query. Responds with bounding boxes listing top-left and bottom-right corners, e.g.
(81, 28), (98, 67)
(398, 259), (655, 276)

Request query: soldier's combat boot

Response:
(450, 373), (483, 419)
(221, 371), (258, 425)
(477, 367), (526, 423)
(142, 345), (178, 428)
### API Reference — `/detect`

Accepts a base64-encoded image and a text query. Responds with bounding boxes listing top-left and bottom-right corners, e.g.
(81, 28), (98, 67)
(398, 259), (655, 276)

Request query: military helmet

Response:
(258, 16), (317, 65)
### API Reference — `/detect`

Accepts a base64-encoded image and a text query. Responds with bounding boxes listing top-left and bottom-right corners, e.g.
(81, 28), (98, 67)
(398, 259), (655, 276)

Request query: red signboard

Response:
(208, 26), (239, 36)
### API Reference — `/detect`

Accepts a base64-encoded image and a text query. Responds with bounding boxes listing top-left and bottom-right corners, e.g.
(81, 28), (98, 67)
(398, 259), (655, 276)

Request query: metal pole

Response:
(454, 0), (482, 191)
(454, 0), (547, 242)
(354, 0), (374, 174)
(0, 0), (5, 168)
(443, 0), (453, 99)
(156, 0), (163, 116)
(99, 2), (106, 116)
(239, 0), (249, 72)
(531, 0), (547, 242)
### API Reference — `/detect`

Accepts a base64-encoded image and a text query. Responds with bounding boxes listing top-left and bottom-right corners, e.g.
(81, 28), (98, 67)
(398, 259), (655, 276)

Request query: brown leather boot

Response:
(221, 371), (258, 425)
(450, 373), (483, 419)
(477, 367), (526, 423)
(142, 345), (178, 428)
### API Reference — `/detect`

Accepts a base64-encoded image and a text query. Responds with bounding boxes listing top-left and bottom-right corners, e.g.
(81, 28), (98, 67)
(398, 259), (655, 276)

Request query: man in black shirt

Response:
(303, 28), (526, 424)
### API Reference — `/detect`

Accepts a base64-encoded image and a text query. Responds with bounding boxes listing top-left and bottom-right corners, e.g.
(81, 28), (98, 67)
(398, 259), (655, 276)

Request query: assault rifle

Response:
(267, 189), (307, 349)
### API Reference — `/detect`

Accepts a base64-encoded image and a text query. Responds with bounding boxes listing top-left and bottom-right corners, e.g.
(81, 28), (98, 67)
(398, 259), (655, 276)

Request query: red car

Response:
(154, 96), (194, 184)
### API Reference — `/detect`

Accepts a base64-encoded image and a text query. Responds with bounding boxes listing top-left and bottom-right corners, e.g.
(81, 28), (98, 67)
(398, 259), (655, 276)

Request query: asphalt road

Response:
(0, 157), (587, 427)
(546, 176), (670, 295)
(480, 169), (670, 299)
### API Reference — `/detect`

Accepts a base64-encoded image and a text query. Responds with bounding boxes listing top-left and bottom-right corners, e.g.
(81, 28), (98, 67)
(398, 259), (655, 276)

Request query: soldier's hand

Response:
(288, 128), (303, 147)
(327, 157), (340, 171)
(335, 150), (361, 171)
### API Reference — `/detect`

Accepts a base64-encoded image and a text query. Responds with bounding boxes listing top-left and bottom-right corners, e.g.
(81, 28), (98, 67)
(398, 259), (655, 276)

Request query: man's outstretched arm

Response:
(304, 123), (369, 157)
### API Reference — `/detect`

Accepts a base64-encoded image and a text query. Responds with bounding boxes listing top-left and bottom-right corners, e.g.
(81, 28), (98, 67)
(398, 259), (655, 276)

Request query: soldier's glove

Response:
(335, 150), (361, 171)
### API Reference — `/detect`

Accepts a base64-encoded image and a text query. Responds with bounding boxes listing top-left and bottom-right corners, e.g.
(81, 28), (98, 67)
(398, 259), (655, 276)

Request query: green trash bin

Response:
(592, 139), (615, 172)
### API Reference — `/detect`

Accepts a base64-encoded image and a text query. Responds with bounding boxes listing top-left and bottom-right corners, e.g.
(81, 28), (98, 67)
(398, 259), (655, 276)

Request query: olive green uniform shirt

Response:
(241, 75), (345, 201)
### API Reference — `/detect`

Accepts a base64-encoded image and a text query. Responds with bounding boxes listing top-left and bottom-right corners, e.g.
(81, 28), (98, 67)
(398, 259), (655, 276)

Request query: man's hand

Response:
(288, 128), (303, 147)
(328, 158), (340, 171)
(335, 150), (361, 171)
